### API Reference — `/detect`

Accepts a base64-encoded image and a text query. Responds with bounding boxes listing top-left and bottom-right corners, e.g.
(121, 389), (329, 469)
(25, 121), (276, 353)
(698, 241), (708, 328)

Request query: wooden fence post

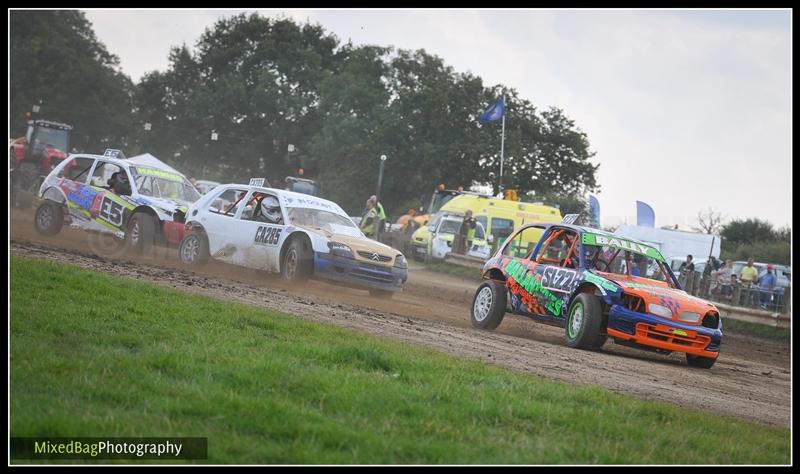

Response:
(783, 286), (791, 316)
(732, 283), (742, 307)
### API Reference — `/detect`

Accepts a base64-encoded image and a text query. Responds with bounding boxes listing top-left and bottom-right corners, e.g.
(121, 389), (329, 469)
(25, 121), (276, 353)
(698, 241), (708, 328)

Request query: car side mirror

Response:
(487, 234), (494, 244)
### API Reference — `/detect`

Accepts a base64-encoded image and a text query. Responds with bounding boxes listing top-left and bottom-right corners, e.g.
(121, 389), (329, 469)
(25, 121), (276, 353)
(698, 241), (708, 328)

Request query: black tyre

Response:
(686, 354), (716, 369)
(179, 231), (209, 266)
(281, 237), (313, 283)
(33, 200), (64, 236)
(126, 212), (156, 255)
(591, 334), (608, 350)
(369, 288), (395, 299)
(470, 280), (507, 330)
(565, 293), (605, 349)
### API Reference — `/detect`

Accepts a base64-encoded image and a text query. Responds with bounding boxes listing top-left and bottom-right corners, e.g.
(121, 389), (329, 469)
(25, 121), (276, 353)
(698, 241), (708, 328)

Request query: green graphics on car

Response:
(504, 259), (562, 316)
(581, 271), (619, 293)
(581, 232), (664, 262)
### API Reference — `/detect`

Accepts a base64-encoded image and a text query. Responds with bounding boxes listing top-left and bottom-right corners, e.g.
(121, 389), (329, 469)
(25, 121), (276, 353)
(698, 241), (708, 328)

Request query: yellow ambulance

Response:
(410, 194), (562, 261)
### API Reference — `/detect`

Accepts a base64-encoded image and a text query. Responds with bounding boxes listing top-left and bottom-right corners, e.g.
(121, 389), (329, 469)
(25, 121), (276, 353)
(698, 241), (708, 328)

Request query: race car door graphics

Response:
(201, 187), (251, 265)
(507, 227), (579, 319)
(233, 192), (287, 272)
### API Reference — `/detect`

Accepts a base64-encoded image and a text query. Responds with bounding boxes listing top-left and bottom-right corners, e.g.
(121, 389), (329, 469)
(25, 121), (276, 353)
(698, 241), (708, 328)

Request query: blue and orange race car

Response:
(471, 217), (722, 368)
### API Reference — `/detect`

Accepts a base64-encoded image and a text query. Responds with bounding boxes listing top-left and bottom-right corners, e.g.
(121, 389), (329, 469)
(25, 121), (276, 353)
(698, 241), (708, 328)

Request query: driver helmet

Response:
(260, 195), (281, 223)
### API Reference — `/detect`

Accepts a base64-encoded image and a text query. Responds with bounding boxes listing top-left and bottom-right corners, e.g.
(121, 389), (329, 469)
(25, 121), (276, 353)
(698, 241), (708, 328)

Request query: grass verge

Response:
(721, 317), (790, 341)
(10, 256), (790, 464)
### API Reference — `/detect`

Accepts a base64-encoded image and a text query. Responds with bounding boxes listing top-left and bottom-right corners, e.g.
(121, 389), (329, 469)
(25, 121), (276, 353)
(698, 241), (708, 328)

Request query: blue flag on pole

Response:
(479, 96), (505, 124)
(588, 195), (600, 227)
(636, 201), (655, 228)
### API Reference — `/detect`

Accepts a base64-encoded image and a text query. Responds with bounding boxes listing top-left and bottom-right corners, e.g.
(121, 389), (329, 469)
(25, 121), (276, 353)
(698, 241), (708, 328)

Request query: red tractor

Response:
(9, 120), (72, 206)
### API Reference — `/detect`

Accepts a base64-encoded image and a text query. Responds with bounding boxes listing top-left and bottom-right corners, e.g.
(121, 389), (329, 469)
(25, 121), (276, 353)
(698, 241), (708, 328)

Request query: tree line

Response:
(719, 218), (791, 265)
(10, 11), (598, 216)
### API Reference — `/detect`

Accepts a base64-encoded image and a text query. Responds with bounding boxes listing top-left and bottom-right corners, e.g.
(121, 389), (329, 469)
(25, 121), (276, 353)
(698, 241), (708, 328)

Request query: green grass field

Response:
(721, 318), (790, 341)
(10, 257), (790, 464)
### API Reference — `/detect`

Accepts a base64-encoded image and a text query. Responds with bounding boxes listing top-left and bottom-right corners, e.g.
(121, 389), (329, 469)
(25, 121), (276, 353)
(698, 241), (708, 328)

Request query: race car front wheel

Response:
(281, 238), (312, 283)
(34, 200), (64, 236)
(686, 354), (716, 369)
(470, 280), (507, 330)
(179, 232), (209, 266)
(126, 212), (156, 255)
(565, 293), (605, 350)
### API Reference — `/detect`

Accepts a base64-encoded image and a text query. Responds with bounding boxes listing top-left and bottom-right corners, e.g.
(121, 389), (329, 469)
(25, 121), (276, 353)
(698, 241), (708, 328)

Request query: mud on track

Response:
(10, 208), (791, 427)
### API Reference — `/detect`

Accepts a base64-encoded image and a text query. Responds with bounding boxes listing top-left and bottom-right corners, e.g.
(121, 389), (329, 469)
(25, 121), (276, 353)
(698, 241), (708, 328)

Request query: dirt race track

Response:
(9, 208), (792, 427)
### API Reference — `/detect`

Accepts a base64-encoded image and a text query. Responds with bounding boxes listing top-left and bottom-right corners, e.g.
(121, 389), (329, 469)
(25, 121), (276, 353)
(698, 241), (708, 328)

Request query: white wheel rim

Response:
(473, 286), (493, 322)
(130, 219), (140, 244)
(181, 236), (198, 262)
(37, 206), (52, 228)
(569, 305), (583, 338)
(286, 249), (297, 278)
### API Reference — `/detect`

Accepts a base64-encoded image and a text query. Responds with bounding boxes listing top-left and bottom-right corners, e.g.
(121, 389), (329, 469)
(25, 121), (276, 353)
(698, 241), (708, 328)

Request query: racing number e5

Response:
(99, 197), (125, 227)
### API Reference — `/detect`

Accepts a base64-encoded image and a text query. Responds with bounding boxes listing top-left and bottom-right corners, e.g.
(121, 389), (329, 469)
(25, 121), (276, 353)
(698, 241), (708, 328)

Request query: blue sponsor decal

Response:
(67, 185), (98, 210)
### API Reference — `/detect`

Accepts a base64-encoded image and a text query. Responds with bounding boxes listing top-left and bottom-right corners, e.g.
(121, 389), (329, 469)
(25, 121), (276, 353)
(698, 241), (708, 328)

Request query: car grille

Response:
(357, 251), (392, 262)
(352, 265), (395, 283)
(636, 323), (710, 349)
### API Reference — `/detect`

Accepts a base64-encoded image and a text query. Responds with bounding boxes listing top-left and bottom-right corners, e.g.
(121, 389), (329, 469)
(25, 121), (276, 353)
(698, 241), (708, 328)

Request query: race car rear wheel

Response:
(686, 354), (716, 369)
(33, 200), (64, 236)
(565, 293), (604, 350)
(281, 237), (312, 283)
(179, 231), (209, 266)
(126, 212), (156, 255)
(470, 280), (507, 330)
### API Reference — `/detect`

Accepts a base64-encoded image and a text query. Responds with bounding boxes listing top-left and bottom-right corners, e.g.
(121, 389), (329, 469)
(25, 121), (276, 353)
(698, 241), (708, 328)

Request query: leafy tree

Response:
(525, 192), (589, 218)
(721, 240), (790, 266)
(133, 14), (342, 182)
(720, 218), (776, 248)
(10, 10), (135, 152)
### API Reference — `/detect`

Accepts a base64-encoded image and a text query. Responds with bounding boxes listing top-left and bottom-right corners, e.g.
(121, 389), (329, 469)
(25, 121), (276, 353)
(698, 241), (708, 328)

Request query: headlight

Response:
(648, 303), (673, 319)
(394, 254), (407, 269)
(327, 241), (353, 258)
(679, 312), (701, 323)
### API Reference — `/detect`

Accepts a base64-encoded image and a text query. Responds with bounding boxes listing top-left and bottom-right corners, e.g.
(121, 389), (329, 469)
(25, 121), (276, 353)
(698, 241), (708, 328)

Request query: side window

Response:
(241, 192), (283, 224)
(89, 161), (124, 189)
(58, 157), (94, 182)
(474, 222), (486, 240)
(502, 227), (543, 259)
(136, 175), (154, 196)
(475, 216), (487, 234)
(210, 188), (248, 217)
(490, 218), (515, 247)
(536, 228), (579, 268)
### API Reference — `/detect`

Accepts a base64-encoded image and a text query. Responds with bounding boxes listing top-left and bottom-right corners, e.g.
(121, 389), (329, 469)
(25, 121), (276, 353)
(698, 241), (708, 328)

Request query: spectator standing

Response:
(678, 254), (695, 285)
(739, 257), (759, 285)
(454, 210), (477, 255)
(359, 195), (386, 240)
(716, 259), (734, 299)
(757, 264), (778, 310)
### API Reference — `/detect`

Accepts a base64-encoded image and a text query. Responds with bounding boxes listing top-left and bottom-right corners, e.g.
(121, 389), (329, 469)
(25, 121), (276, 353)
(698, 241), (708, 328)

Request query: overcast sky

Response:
(84, 8), (792, 229)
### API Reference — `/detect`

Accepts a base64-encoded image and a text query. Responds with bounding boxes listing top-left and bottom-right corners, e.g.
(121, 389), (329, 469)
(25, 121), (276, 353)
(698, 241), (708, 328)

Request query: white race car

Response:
(178, 183), (408, 297)
(33, 150), (200, 253)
